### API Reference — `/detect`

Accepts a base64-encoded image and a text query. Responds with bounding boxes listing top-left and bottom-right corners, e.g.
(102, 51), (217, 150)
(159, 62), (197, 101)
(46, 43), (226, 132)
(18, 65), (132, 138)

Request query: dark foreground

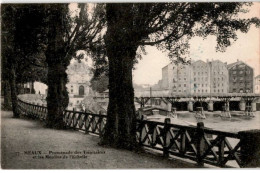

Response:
(1, 111), (198, 169)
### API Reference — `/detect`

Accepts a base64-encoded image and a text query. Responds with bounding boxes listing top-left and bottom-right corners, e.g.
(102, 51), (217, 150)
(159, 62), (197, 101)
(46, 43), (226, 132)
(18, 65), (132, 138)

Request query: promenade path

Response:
(1, 111), (197, 169)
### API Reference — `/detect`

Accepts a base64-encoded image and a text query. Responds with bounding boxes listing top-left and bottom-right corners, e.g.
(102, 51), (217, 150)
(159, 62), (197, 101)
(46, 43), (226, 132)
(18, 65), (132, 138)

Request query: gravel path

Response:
(1, 110), (197, 169)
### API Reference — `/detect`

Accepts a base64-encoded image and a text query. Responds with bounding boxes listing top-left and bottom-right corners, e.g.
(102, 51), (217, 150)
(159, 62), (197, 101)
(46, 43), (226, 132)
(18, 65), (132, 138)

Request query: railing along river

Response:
(17, 98), (260, 168)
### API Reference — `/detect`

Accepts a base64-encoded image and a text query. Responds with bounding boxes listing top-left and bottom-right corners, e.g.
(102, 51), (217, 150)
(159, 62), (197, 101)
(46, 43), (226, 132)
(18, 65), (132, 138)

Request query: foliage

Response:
(90, 74), (109, 93)
(101, 2), (260, 149)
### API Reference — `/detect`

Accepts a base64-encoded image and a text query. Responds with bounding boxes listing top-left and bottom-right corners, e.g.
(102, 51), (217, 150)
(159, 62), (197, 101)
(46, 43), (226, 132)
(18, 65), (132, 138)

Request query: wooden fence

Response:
(17, 98), (260, 168)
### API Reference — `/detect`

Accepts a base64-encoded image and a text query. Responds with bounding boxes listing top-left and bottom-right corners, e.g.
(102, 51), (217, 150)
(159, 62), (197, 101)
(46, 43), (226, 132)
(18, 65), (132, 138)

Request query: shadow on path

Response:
(1, 110), (198, 169)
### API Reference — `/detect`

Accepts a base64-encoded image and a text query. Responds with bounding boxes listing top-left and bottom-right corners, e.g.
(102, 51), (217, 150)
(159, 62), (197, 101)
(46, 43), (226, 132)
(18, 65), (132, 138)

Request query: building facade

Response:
(161, 59), (240, 94)
(209, 60), (229, 93)
(227, 60), (254, 93)
(161, 62), (192, 94)
(254, 75), (260, 94)
(192, 60), (211, 94)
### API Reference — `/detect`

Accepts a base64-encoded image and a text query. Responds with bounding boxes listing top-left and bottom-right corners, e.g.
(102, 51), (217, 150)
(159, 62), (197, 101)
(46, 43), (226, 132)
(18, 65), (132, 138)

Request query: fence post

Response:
(196, 122), (205, 167)
(238, 129), (260, 168)
(163, 118), (170, 157)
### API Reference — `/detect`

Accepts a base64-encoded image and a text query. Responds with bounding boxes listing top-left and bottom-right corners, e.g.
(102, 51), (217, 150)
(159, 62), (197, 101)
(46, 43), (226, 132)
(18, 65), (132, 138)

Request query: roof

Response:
(227, 60), (253, 70)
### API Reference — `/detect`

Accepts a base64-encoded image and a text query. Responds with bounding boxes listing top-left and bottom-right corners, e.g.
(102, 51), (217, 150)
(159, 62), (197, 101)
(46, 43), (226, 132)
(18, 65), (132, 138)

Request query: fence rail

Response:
(17, 98), (260, 168)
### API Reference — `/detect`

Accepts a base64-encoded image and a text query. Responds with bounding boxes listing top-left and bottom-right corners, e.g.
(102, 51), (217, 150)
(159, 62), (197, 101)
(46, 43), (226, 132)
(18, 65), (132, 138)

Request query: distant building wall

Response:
(209, 60), (229, 94)
(254, 75), (260, 94)
(192, 60), (211, 94)
(228, 60), (254, 93)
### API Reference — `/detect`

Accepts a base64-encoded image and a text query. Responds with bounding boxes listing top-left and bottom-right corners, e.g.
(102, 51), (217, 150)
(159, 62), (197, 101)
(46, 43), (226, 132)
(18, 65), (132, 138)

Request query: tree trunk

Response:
(46, 63), (69, 129)
(101, 51), (137, 149)
(100, 4), (138, 149)
(45, 4), (69, 129)
(3, 80), (12, 110)
(9, 65), (19, 118)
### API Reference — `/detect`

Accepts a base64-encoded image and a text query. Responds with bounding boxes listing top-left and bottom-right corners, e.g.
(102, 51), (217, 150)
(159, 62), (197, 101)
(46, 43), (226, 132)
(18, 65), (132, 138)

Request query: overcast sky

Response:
(73, 2), (259, 86)
(133, 2), (260, 85)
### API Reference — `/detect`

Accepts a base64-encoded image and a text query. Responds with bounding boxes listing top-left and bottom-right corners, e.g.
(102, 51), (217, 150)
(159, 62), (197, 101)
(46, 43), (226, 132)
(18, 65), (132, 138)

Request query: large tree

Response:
(1, 5), (47, 116)
(44, 4), (105, 128)
(101, 3), (259, 149)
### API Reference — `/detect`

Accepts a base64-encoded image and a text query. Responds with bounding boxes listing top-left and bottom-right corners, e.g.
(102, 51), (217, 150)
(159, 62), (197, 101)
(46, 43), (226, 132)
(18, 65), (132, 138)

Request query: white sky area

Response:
(133, 3), (260, 85)
(68, 2), (260, 86)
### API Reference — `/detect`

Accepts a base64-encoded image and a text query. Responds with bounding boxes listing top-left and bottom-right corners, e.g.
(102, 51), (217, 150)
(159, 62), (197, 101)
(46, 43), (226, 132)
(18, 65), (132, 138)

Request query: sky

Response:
(68, 2), (260, 86)
(133, 2), (260, 85)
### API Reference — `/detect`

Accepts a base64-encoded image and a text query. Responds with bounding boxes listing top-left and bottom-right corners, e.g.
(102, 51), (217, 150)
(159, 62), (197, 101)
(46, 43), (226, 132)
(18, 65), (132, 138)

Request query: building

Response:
(161, 62), (192, 94)
(209, 60), (229, 94)
(66, 60), (93, 109)
(254, 75), (260, 94)
(227, 60), (254, 93)
(192, 60), (211, 94)
(66, 61), (92, 97)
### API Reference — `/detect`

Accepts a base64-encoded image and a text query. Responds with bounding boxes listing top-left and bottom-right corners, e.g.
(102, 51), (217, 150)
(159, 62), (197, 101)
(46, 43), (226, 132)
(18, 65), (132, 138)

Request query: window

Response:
(173, 78), (175, 82)
(214, 90), (216, 93)
(233, 71), (236, 74)
(205, 90), (207, 92)
(179, 84), (181, 87)
(71, 85), (73, 88)
(178, 90), (181, 92)
(206, 84), (207, 87)
(184, 78), (186, 81)
(202, 72), (203, 74)
(202, 84), (204, 87)
(222, 77), (224, 81)
(184, 90), (186, 92)
(233, 88), (236, 92)
(194, 84), (197, 87)
(218, 84), (220, 87)
(240, 77), (244, 81)
(184, 84), (186, 87)
(194, 72), (196, 75)
(202, 89), (204, 92)
(222, 83), (224, 86)
(198, 72), (200, 75)
(222, 89), (224, 92)
(179, 78), (181, 81)
(218, 89), (219, 93)
(71, 89), (73, 93)
(194, 78), (196, 81)
(240, 71), (243, 74)
(198, 90), (200, 92)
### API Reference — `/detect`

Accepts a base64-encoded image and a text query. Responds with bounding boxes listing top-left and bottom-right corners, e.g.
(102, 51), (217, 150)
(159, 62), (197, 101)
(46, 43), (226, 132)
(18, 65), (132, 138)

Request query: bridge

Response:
(94, 93), (260, 112)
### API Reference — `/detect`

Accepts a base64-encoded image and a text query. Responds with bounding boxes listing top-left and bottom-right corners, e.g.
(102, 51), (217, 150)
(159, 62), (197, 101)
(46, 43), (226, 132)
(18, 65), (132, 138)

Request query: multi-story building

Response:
(254, 75), (260, 94)
(66, 61), (92, 97)
(227, 60), (254, 93)
(209, 60), (229, 93)
(192, 60), (211, 94)
(161, 62), (192, 94)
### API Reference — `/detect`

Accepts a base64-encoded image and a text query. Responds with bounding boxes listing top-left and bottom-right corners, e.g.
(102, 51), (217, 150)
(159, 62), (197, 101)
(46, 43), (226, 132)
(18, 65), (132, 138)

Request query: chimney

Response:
(237, 59), (239, 62)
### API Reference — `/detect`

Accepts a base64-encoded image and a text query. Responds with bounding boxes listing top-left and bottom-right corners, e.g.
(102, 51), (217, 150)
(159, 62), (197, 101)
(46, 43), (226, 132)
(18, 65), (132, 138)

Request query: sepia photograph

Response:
(1, 0), (260, 169)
